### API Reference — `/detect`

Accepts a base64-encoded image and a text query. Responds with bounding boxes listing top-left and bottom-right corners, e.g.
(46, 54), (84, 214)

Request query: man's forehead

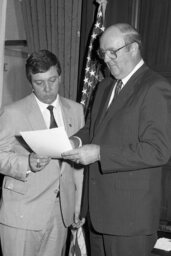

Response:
(31, 66), (59, 79)
(100, 31), (125, 48)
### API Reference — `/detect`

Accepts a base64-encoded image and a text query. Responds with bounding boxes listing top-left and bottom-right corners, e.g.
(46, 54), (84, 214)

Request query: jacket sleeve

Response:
(0, 108), (29, 181)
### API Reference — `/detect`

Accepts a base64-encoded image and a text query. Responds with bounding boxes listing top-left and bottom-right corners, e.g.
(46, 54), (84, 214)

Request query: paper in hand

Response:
(20, 127), (72, 158)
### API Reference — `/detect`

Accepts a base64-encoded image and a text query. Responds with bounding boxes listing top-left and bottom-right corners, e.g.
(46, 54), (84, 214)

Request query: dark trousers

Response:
(88, 217), (157, 256)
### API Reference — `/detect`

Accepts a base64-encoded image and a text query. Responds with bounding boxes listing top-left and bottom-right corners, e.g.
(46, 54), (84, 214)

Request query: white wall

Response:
(3, 50), (31, 106)
(3, 0), (31, 106)
(0, 0), (7, 107)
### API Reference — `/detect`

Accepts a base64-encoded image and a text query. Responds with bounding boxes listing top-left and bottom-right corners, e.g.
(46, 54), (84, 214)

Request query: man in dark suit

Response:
(62, 23), (171, 256)
(0, 50), (84, 256)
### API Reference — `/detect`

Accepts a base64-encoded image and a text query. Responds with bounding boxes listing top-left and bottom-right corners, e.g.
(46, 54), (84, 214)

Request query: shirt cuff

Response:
(73, 136), (82, 147)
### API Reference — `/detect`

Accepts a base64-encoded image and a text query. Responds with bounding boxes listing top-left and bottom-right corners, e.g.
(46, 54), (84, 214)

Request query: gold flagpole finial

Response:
(96, 0), (108, 21)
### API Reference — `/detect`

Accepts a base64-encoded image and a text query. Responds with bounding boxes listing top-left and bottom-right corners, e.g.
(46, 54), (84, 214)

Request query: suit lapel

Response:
(58, 96), (77, 174)
(98, 82), (115, 125)
(93, 79), (115, 132)
(94, 64), (149, 132)
(25, 94), (47, 131)
(58, 96), (73, 137)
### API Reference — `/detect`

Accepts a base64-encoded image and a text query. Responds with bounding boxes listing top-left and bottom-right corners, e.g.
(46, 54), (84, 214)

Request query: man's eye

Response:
(35, 81), (42, 86)
(49, 78), (56, 83)
(109, 50), (116, 55)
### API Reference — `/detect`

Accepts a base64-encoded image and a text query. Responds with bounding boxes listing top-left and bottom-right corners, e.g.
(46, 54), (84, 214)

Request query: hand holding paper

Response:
(20, 127), (72, 158)
(29, 152), (51, 172)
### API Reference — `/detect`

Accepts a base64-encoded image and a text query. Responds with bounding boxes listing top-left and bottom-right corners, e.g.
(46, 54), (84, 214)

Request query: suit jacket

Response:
(79, 64), (171, 236)
(0, 93), (84, 230)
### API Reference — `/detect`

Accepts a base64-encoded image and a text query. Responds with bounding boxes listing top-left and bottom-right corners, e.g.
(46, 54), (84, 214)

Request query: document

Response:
(154, 237), (171, 251)
(20, 127), (72, 158)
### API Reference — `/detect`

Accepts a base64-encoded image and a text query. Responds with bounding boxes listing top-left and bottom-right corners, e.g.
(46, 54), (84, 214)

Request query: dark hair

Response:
(26, 49), (62, 83)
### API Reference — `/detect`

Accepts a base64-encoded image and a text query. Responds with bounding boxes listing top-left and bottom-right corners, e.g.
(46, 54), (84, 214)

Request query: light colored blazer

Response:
(0, 93), (84, 230)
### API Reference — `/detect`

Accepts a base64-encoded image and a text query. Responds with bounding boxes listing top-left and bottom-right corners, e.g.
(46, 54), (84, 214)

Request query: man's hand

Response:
(61, 144), (100, 165)
(29, 153), (51, 172)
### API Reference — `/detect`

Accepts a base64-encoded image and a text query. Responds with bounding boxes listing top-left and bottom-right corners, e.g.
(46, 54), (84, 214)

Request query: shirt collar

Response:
(122, 59), (144, 85)
(34, 94), (59, 113)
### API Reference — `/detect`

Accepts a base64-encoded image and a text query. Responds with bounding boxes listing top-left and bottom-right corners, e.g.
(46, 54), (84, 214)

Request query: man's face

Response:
(100, 29), (133, 79)
(30, 66), (61, 104)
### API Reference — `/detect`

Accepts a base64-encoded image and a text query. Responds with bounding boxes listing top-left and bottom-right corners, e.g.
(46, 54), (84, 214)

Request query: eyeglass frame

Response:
(97, 42), (134, 60)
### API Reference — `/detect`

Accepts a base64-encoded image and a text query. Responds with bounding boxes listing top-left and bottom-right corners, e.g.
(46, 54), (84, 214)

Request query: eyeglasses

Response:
(97, 42), (133, 60)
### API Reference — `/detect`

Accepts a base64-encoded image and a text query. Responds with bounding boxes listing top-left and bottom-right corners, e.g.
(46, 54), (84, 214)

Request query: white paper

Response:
(20, 127), (72, 158)
(154, 237), (171, 251)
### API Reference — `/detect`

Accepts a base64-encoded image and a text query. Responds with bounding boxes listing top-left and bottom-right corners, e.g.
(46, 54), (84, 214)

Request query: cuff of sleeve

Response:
(73, 136), (82, 147)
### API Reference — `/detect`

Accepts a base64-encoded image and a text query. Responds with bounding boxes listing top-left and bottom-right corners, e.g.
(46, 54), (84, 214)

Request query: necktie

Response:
(107, 80), (123, 108)
(114, 79), (123, 97)
(47, 105), (58, 128)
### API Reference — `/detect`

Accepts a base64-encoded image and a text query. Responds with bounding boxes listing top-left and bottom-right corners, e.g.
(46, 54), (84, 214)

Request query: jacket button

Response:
(91, 178), (96, 185)
(7, 183), (13, 189)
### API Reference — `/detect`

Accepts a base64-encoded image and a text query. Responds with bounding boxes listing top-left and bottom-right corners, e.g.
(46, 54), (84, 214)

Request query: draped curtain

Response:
(0, 0), (7, 107)
(138, 0), (171, 224)
(20, 0), (82, 100)
(138, 0), (171, 77)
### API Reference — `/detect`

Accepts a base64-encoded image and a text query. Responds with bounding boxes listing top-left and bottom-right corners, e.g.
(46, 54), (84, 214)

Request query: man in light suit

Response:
(0, 49), (84, 256)
(62, 23), (171, 256)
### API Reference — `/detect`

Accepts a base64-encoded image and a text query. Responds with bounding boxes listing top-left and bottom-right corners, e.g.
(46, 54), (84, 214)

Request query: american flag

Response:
(80, 3), (105, 117)
(69, 227), (87, 256)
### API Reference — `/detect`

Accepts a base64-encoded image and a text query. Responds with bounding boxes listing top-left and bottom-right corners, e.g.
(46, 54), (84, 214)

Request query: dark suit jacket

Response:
(78, 64), (171, 236)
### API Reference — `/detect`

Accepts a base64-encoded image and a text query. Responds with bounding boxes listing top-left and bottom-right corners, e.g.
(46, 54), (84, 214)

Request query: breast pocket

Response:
(4, 177), (28, 195)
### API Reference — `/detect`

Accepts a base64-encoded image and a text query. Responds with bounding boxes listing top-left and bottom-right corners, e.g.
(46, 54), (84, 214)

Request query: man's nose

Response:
(44, 81), (51, 92)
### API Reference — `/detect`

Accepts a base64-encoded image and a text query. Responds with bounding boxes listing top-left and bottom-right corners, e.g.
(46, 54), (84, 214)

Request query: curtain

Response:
(138, 0), (171, 224)
(105, 0), (133, 27)
(138, 0), (171, 75)
(77, 0), (97, 93)
(20, 0), (82, 101)
(0, 0), (7, 107)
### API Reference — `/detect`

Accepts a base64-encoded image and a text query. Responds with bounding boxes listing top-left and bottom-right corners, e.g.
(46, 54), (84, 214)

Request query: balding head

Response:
(99, 23), (143, 79)
(101, 23), (142, 51)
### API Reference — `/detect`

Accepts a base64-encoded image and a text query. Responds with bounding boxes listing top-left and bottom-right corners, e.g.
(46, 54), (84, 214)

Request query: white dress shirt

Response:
(34, 94), (64, 128)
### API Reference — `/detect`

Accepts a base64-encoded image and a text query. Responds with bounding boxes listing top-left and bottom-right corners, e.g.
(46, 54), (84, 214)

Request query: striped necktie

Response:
(107, 79), (123, 108)
(114, 79), (123, 97)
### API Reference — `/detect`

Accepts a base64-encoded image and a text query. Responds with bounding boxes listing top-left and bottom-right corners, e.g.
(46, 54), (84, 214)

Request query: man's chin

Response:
(108, 66), (120, 78)
(42, 97), (56, 104)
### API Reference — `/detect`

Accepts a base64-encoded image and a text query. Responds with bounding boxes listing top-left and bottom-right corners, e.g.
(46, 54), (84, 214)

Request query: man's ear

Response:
(131, 42), (139, 56)
(29, 83), (34, 92)
(58, 76), (62, 83)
